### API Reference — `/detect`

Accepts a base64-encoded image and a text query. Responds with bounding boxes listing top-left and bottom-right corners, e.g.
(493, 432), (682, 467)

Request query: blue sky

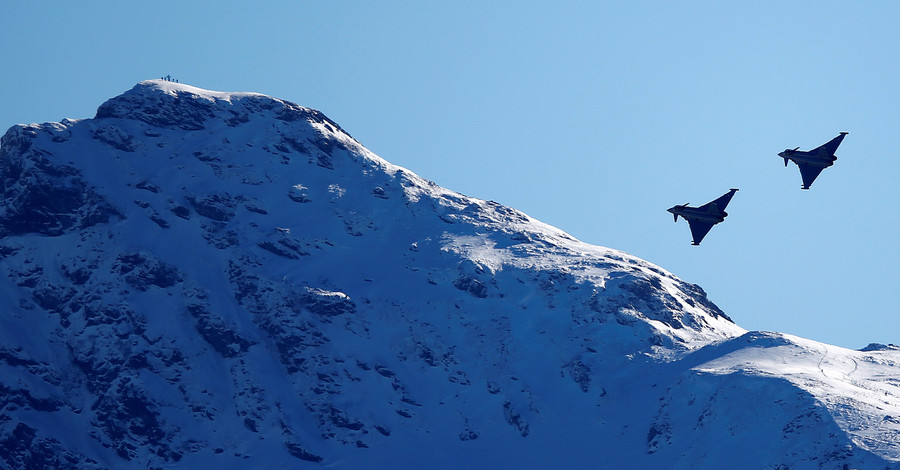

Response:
(2, 1), (898, 349)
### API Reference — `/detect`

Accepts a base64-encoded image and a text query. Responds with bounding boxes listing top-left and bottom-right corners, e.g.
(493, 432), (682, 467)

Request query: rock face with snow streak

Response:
(0, 80), (897, 469)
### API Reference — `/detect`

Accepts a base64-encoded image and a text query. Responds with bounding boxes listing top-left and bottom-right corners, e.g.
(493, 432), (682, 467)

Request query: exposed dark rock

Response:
(503, 402), (530, 437)
(0, 423), (101, 470)
(454, 276), (488, 298)
(116, 252), (181, 291)
(288, 185), (311, 203)
(860, 343), (900, 352)
(647, 419), (672, 454)
(0, 348), (39, 368)
(92, 380), (178, 462)
(170, 205), (191, 219)
(372, 186), (389, 199)
(258, 239), (309, 259)
(61, 262), (95, 285)
(678, 281), (731, 322)
(201, 221), (240, 248)
(374, 365), (396, 379)
(0, 141), (120, 236)
(325, 405), (364, 431)
(186, 304), (253, 358)
(188, 193), (237, 222)
(279, 136), (310, 154)
(93, 126), (137, 152)
(32, 283), (75, 315)
(0, 383), (62, 412)
(285, 442), (323, 462)
(300, 288), (355, 317)
(563, 359), (592, 393)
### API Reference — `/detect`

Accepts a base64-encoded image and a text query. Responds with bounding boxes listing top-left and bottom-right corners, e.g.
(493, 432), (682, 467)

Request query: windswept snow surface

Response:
(694, 332), (900, 461)
(0, 80), (896, 469)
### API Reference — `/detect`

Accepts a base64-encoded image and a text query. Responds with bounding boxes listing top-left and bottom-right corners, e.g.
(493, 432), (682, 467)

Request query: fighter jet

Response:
(779, 132), (848, 189)
(668, 188), (738, 246)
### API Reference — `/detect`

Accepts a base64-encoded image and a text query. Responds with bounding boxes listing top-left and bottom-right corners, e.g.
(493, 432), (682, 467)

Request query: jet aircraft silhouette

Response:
(668, 188), (738, 246)
(779, 132), (848, 189)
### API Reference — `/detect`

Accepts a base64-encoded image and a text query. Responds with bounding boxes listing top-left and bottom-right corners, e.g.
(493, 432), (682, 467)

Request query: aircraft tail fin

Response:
(784, 157), (790, 167)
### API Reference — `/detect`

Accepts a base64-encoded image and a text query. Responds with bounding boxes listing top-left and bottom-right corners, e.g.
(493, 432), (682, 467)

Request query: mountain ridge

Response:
(0, 80), (896, 469)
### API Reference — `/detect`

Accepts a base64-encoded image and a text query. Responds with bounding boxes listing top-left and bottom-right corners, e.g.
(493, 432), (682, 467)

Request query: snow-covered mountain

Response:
(0, 80), (897, 469)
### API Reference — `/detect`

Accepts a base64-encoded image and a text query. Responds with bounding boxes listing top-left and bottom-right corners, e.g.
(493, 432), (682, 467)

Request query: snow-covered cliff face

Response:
(0, 80), (897, 469)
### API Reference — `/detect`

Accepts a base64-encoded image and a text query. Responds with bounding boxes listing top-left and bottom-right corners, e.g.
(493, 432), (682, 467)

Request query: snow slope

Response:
(0, 80), (896, 469)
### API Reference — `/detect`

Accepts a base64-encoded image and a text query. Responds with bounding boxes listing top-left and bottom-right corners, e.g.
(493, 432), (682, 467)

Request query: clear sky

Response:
(2, 1), (898, 349)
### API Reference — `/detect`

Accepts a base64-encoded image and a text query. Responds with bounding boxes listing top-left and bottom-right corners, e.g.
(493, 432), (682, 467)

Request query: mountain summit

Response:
(0, 80), (897, 469)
